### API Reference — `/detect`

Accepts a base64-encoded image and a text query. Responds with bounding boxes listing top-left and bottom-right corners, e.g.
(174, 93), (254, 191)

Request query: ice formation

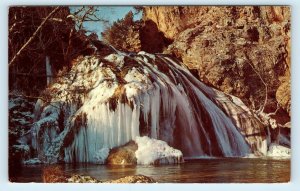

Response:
(29, 49), (268, 163)
(9, 95), (35, 162)
(23, 158), (42, 165)
(93, 148), (110, 164)
(135, 136), (183, 165)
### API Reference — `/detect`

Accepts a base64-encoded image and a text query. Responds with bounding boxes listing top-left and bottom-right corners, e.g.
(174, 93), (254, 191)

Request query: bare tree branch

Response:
(9, 6), (61, 68)
(245, 53), (268, 113)
(266, 102), (280, 117)
(9, 20), (24, 33)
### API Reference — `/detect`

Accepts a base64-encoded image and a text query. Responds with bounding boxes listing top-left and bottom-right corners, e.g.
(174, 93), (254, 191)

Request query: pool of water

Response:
(10, 158), (290, 183)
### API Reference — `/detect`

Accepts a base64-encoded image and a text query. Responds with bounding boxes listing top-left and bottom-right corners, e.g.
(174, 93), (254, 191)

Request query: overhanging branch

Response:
(9, 6), (61, 68)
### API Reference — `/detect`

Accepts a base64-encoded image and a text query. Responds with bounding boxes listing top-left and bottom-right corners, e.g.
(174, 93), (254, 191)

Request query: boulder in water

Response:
(107, 137), (184, 165)
(104, 175), (156, 183)
(135, 136), (184, 165)
(107, 141), (138, 165)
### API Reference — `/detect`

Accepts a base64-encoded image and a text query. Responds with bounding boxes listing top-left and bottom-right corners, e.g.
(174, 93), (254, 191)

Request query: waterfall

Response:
(31, 50), (266, 163)
(46, 56), (53, 85)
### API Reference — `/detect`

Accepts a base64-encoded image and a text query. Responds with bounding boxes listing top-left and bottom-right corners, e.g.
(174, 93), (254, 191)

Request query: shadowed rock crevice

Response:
(139, 20), (173, 53)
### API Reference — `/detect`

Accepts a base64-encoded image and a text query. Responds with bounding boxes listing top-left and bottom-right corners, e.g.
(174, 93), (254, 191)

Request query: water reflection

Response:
(10, 158), (290, 183)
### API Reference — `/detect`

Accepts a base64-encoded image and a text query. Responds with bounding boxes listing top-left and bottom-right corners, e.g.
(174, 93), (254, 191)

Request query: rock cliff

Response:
(143, 6), (291, 123)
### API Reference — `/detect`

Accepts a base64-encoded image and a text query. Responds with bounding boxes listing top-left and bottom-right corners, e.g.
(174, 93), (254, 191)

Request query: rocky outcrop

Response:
(143, 6), (291, 121)
(276, 75), (291, 116)
(104, 175), (156, 183)
(277, 33), (291, 116)
(42, 165), (68, 183)
(103, 19), (172, 53)
(135, 136), (184, 165)
(143, 6), (210, 39)
(67, 174), (156, 183)
(67, 175), (101, 183)
(139, 20), (173, 53)
(42, 165), (156, 183)
(107, 141), (138, 165)
(107, 137), (184, 165)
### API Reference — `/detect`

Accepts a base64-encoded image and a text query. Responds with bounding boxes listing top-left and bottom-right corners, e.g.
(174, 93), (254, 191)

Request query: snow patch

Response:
(23, 158), (42, 165)
(13, 144), (30, 152)
(267, 144), (291, 159)
(137, 51), (156, 60)
(124, 67), (149, 84)
(135, 136), (183, 165)
(104, 53), (125, 68)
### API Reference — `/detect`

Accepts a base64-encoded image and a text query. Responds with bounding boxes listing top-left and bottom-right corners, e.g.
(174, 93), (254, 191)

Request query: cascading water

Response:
(29, 49), (266, 163)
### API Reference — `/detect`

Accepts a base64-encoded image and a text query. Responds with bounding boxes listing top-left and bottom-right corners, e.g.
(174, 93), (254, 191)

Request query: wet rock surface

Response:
(104, 175), (156, 183)
(67, 175), (102, 183)
(107, 141), (138, 165)
(42, 165), (156, 183)
(67, 174), (156, 183)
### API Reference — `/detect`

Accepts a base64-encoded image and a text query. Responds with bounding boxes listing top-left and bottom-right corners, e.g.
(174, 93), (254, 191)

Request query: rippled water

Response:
(10, 158), (290, 183)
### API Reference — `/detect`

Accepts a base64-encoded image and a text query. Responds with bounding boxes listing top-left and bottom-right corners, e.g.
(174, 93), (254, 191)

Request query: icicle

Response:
(64, 100), (141, 163)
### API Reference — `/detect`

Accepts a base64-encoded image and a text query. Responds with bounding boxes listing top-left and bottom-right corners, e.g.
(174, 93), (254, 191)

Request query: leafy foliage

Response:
(102, 11), (142, 52)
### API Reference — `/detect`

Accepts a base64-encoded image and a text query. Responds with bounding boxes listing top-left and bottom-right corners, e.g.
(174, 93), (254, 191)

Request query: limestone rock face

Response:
(103, 20), (172, 53)
(143, 6), (211, 39)
(143, 6), (291, 118)
(276, 76), (291, 116)
(139, 20), (173, 53)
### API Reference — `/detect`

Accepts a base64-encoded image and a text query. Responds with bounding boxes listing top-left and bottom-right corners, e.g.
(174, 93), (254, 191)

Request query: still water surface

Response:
(12, 158), (290, 183)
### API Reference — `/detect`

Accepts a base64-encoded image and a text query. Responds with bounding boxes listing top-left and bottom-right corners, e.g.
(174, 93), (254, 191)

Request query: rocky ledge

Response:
(143, 6), (290, 125)
(42, 165), (156, 183)
(67, 174), (156, 183)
